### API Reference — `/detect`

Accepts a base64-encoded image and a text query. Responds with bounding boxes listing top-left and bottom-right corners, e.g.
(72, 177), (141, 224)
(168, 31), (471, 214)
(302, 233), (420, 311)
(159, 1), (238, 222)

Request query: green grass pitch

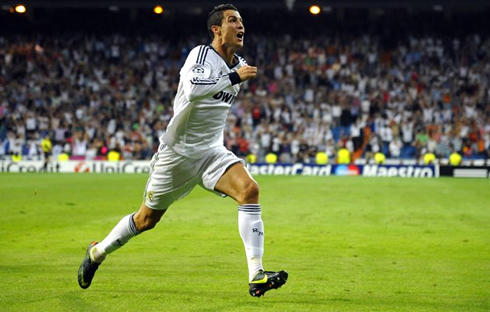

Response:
(0, 173), (489, 312)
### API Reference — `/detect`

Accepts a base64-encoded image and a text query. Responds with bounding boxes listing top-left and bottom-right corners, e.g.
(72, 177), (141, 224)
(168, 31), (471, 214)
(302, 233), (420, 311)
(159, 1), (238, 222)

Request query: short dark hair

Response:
(207, 4), (238, 40)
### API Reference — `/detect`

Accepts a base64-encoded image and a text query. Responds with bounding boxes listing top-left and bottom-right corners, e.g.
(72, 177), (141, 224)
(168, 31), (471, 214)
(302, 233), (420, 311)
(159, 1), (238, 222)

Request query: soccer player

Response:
(78, 4), (288, 297)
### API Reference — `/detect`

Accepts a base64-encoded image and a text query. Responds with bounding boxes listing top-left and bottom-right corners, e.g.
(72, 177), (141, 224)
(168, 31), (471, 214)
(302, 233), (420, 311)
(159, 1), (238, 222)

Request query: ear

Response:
(211, 25), (221, 37)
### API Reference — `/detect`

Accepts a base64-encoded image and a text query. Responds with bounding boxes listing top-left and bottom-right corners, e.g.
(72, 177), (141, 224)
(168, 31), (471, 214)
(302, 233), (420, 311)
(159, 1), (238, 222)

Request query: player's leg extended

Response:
(93, 203), (166, 261)
(78, 203), (166, 289)
(215, 163), (288, 297)
(78, 145), (197, 289)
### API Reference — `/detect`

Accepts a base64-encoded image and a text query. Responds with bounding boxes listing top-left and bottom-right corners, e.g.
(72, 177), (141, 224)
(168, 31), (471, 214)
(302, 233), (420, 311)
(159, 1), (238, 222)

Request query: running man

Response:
(78, 4), (288, 297)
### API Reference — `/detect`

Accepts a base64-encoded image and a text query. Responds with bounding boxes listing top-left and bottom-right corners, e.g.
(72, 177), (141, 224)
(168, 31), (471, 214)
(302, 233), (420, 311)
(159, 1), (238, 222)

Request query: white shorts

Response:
(143, 144), (245, 210)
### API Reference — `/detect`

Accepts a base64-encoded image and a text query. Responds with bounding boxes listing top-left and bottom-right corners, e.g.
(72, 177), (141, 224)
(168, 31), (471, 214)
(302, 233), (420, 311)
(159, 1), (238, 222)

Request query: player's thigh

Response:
(215, 163), (258, 195)
(200, 147), (250, 197)
(214, 162), (259, 203)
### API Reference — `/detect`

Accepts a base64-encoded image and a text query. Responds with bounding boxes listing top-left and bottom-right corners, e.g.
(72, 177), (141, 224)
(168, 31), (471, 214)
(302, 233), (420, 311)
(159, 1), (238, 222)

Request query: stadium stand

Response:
(0, 3), (489, 164)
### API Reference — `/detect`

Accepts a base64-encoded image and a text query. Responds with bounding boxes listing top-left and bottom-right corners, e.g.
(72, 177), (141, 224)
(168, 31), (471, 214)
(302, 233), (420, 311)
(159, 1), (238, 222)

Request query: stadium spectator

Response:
(389, 137), (403, 159)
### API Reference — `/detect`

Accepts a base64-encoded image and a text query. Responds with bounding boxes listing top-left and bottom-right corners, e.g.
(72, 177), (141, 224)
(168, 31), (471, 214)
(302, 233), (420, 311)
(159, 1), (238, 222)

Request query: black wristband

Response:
(229, 72), (241, 85)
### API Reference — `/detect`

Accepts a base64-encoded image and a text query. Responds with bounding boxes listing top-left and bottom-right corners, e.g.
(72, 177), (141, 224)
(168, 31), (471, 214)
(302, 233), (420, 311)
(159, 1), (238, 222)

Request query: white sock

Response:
(91, 213), (140, 263)
(238, 204), (264, 281)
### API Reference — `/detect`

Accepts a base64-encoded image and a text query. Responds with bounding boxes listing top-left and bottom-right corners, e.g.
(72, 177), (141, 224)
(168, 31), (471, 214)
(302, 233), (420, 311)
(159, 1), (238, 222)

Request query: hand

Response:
(237, 65), (257, 82)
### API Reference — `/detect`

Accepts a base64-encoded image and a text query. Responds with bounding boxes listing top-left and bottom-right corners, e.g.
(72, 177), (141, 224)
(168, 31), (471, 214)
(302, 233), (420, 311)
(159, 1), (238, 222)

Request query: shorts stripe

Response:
(148, 152), (159, 176)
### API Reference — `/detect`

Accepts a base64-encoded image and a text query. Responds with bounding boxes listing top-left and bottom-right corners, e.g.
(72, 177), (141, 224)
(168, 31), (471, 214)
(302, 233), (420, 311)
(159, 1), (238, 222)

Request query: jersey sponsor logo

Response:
(213, 91), (236, 104)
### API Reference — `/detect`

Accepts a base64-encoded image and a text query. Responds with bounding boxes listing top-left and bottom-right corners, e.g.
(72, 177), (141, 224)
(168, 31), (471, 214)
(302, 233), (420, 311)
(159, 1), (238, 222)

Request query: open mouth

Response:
(237, 32), (244, 40)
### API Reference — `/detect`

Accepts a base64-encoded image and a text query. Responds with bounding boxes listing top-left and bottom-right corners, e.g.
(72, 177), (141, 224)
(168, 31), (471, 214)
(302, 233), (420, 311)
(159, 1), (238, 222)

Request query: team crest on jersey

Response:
(192, 67), (205, 73)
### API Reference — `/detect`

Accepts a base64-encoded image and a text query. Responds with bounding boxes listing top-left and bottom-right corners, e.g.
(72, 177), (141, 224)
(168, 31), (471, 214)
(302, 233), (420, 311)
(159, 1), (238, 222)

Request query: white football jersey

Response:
(160, 45), (246, 158)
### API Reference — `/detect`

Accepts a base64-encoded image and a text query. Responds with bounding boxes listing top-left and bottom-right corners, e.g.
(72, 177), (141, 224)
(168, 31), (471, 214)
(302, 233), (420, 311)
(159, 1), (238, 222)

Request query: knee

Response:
(236, 180), (259, 204)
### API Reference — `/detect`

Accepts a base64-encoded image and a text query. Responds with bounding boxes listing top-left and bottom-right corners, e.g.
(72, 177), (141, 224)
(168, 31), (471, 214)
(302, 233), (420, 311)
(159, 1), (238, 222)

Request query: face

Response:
(215, 10), (245, 49)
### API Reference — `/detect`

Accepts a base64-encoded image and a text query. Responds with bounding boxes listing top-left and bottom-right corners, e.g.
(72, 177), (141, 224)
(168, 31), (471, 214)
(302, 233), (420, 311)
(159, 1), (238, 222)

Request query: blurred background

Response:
(1, 0), (489, 165)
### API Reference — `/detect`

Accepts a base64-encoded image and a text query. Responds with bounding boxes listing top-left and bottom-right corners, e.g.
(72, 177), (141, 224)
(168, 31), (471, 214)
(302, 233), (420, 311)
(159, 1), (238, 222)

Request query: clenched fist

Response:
(237, 65), (257, 82)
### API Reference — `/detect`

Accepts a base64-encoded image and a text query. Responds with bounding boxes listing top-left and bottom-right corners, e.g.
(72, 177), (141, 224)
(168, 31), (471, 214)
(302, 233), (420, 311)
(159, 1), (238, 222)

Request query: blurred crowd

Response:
(1, 31), (489, 163)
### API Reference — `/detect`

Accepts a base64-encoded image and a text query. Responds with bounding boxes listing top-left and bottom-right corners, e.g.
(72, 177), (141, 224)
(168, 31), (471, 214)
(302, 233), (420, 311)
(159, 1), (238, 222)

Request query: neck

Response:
(211, 41), (236, 65)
